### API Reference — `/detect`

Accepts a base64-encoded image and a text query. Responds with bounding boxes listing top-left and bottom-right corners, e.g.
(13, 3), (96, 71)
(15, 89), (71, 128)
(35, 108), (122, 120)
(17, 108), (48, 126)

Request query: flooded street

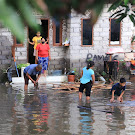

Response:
(0, 82), (135, 135)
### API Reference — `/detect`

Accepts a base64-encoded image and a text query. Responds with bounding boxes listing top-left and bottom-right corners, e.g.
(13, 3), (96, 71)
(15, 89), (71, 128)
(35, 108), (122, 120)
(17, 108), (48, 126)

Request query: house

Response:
(0, 3), (134, 80)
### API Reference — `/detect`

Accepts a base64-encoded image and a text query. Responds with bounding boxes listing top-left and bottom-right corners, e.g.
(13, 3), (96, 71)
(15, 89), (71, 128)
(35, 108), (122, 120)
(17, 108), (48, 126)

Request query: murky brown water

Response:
(0, 82), (135, 135)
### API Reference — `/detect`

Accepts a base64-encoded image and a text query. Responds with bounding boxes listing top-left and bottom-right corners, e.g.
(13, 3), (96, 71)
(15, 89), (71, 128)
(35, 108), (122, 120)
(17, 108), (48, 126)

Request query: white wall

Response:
(69, 4), (135, 70)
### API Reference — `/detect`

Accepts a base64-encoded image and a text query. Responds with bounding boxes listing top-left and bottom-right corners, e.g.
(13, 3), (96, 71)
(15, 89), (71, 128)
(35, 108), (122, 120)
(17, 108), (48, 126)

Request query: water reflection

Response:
(106, 106), (125, 135)
(1, 83), (135, 135)
(79, 101), (94, 135)
(23, 91), (49, 134)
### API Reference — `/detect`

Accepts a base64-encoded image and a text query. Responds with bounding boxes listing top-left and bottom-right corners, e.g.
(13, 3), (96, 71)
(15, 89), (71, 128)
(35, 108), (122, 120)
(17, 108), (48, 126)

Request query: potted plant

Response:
(67, 70), (75, 82)
(131, 35), (135, 43)
(131, 35), (135, 50)
(17, 63), (30, 77)
(63, 38), (70, 47)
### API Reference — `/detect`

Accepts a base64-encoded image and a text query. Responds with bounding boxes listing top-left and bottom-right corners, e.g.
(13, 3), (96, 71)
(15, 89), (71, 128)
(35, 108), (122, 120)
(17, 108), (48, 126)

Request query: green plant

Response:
(17, 63), (30, 69)
(101, 71), (107, 76)
(87, 59), (92, 62)
(0, 0), (134, 42)
(108, 0), (135, 25)
(131, 36), (135, 43)
(122, 62), (126, 66)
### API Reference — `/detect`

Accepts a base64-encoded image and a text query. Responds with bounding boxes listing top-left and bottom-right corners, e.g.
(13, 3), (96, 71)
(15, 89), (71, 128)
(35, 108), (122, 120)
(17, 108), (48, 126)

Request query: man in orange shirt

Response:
(36, 38), (51, 77)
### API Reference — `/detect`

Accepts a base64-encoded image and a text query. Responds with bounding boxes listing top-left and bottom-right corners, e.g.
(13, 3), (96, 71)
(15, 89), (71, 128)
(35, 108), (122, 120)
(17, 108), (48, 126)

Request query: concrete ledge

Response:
(12, 75), (67, 84)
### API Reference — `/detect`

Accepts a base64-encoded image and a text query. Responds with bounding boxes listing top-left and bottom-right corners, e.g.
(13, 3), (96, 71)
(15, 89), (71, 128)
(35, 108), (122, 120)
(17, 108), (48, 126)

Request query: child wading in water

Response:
(110, 78), (126, 103)
(79, 61), (95, 101)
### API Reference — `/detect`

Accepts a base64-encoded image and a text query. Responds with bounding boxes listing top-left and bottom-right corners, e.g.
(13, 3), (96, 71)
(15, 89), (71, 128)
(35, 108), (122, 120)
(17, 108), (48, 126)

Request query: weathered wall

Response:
(48, 19), (67, 73)
(0, 25), (12, 82)
(69, 4), (134, 73)
(15, 27), (28, 64)
(0, 4), (134, 78)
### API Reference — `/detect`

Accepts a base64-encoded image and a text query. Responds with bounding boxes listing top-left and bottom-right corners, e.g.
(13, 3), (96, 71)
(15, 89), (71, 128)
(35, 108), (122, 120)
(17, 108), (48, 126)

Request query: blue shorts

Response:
(38, 57), (49, 71)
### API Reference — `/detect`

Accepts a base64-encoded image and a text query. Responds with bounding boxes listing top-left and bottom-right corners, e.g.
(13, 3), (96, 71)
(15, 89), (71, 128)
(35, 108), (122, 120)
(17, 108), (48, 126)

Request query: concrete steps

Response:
(12, 75), (67, 84)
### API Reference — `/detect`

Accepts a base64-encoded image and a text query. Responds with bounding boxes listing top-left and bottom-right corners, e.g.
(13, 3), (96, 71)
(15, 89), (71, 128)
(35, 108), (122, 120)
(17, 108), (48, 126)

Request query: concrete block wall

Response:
(0, 25), (13, 82)
(69, 4), (134, 73)
(0, 25), (12, 70)
(48, 19), (67, 72)
(15, 27), (28, 64)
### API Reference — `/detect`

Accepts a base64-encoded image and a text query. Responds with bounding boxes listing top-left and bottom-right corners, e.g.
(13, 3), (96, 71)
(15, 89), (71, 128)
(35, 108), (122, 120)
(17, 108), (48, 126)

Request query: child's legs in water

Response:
(79, 83), (85, 100)
(85, 82), (92, 101)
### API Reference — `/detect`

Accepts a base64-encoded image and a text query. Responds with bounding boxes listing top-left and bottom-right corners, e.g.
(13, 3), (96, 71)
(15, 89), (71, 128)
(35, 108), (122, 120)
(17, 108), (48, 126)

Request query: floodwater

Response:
(0, 82), (135, 135)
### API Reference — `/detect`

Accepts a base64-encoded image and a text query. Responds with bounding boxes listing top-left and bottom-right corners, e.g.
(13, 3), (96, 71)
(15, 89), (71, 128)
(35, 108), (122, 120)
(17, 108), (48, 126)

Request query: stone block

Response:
(94, 28), (103, 32)
(58, 53), (65, 57)
(15, 52), (21, 57)
(70, 54), (80, 59)
(20, 52), (27, 56)
(50, 60), (59, 65)
(71, 46), (81, 50)
(122, 32), (132, 37)
(0, 55), (6, 60)
(73, 63), (80, 68)
(74, 28), (80, 33)
(70, 50), (80, 54)
(103, 28), (109, 32)
(2, 50), (10, 55)
(1, 41), (12, 46)
(100, 32), (109, 37)
(102, 41), (109, 45)
(55, 64), (63, 69)
(6, 46), (11, 50)
(16, 47), (27, 52)
(50, 52), (59, 57)
(0, 46), (7, 51)
(94, 32), (100, 37)
(2, 59), (12, 64)
(0, 36), (7, 41)
(94, 37), (102, 41)
(17, 56), (27, 60)
(101, 13), (110, 17)
(122, 27), (128, 32)
(71, 18), (81, 24)
(59, 60), (65, 65)
(49, 65), (55, 69)
(16, 60), (27, 64)
(70, 32), (80, 37)
(121, 40), (131, 45)
(80, 50), (88, 54)
(93, 41), (100, 45)
(94, 24), (100, 28)
(102, 7), (109, 13)
(71, 23), (81, 28)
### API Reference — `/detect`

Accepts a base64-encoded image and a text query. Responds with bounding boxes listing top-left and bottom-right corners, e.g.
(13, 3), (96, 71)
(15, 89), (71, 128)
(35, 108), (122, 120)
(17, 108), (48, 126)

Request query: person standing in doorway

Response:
(28, 31), (42, 64)
(79, 61), (95, 101)
(36, 38), (51, 77)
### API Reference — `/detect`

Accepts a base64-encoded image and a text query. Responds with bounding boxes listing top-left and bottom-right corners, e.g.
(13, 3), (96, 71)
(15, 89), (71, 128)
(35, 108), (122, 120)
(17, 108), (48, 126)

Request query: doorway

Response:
(28, 19), (49, 64)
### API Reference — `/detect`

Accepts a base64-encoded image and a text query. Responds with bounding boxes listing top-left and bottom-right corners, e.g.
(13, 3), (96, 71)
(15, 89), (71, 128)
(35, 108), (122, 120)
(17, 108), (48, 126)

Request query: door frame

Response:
(27, 18), (50, 63)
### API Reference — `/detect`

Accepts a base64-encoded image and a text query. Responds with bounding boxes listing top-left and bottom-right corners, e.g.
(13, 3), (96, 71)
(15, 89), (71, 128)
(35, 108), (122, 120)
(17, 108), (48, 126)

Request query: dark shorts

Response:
(79, 81), (92, 97)
(24, 73), (37, 85)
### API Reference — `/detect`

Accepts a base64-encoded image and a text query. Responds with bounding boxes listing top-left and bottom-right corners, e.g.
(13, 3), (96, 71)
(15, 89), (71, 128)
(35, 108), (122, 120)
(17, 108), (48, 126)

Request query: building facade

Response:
(0, 4), (134, 78)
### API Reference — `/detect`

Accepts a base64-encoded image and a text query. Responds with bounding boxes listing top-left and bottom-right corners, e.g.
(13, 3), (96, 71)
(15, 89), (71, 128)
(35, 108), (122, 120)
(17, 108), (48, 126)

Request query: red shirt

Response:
(36, 43), (50, 57)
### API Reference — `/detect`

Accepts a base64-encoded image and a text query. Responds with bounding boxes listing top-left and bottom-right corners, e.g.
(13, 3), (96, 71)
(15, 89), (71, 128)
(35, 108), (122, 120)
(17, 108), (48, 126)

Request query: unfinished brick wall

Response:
(0, 35), (12, 69)
(69, 4), (134, 73)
